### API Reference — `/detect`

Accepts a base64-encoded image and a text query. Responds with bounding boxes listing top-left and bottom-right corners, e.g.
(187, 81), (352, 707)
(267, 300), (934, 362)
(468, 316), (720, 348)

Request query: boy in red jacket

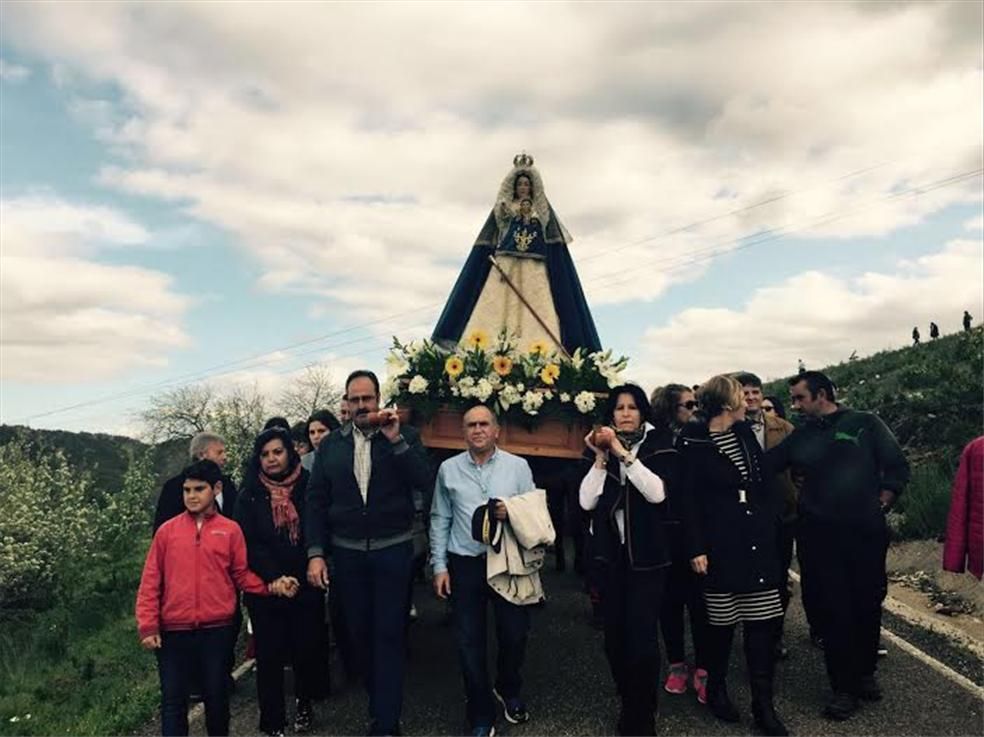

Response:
(136, 460), (298, 736)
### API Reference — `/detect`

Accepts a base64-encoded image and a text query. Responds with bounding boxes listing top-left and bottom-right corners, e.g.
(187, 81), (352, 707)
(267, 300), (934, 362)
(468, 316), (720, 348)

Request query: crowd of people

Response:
(136, 367), (913, 737)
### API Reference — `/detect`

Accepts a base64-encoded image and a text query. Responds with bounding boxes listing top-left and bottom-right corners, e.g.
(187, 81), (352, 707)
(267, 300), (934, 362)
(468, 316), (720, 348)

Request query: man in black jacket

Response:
(305, 370), (432, 737)
(153, 432), (238, 532)
(768, 371), (909, 721)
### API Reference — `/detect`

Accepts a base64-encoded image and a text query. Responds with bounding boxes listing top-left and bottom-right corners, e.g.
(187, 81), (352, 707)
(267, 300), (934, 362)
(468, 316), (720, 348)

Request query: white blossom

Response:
(574, 391), (597, 414)
(522, 390), (545, 415)
(560, 392), (572, 403)
(408, 375), (429, 394)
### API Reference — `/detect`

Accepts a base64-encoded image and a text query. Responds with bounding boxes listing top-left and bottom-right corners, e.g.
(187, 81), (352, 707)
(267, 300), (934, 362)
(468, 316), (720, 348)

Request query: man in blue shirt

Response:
(431, 405), (537, 737)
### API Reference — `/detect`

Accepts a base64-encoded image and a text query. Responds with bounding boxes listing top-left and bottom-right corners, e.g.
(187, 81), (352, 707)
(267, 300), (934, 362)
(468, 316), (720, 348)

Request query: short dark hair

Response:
(604, 383), (652, 426)
(248, 427), (301, 479)
(263, 416), (291, 431)
(790, 370), (837, 402)
(307, 408), (341, 433)
(182, 459), (223, 487)
(291, 421), (310, 445)
(734, 371), (762, 388)
(345, 370), (380, 396)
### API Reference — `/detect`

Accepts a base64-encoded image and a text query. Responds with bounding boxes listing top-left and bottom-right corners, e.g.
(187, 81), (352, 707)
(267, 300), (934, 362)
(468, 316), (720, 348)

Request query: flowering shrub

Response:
(384, 330), (628, 424)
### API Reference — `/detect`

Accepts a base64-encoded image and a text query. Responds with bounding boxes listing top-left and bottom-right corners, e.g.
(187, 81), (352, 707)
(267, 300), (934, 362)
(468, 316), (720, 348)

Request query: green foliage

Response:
(892, 461), (954, 541)
(0, 433), (158, 735)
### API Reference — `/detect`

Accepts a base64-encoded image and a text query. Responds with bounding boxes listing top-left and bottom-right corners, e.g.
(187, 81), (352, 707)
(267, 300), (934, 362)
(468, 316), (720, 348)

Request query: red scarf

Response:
(260, 463), (302, 545)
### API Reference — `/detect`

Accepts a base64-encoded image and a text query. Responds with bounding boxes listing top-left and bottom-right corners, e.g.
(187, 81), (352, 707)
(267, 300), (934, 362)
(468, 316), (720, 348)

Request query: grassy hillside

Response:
(764, 326), (983, 539)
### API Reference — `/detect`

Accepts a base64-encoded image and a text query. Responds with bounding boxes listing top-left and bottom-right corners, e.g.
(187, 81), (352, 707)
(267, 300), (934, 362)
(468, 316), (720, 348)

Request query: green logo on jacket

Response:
(834, 428), (865, 446)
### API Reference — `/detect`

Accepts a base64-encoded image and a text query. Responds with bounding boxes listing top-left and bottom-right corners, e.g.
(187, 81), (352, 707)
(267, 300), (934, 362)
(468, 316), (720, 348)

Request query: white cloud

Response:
(634, 237), (984, 388)
(965, 214), (984, 231)
(0, 196), (190, 382)
(0, 58), (30, 82)
(0, 1), (980, 320)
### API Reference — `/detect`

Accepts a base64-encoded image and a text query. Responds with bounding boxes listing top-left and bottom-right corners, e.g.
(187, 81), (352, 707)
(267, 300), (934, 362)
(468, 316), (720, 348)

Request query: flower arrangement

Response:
(383, 330), (629, 425)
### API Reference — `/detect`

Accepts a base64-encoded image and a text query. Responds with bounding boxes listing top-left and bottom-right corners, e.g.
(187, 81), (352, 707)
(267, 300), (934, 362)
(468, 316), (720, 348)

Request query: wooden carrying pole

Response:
(488, 255), (571, 360)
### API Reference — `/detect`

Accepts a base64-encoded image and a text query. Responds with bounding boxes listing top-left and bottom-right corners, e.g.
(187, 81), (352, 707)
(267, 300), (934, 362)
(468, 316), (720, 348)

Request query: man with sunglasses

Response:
(767, 371), (909, 722)
(735, 373), (798, 661)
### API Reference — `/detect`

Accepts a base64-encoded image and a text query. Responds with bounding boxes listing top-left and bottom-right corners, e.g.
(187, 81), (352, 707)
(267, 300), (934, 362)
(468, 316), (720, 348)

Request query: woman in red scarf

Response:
(235, 427), (326, 736)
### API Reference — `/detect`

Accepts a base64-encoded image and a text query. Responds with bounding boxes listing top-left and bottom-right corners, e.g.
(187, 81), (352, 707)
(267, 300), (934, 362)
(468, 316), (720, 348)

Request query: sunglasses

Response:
(677, 400), (699, 410)
(762, 406), (775, 413)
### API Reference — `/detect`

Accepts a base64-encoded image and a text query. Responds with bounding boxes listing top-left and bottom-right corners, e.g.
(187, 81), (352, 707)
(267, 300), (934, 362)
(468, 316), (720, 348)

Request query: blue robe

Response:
(431, 203), (602, 353)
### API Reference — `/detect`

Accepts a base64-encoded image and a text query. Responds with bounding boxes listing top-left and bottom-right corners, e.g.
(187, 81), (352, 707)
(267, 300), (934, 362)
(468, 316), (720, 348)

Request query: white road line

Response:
(788, 570), (984, 699)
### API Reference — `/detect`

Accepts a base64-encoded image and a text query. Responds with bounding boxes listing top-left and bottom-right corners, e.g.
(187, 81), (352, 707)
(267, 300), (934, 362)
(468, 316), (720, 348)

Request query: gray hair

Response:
(189, 432), (225, 460)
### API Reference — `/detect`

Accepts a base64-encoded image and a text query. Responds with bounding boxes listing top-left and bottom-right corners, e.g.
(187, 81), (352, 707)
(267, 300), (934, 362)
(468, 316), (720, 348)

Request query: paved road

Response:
(167, 555), (982, 736)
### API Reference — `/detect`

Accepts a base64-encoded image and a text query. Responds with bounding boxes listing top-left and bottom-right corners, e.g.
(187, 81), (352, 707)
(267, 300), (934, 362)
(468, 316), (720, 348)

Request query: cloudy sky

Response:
(1, 1), (982, 435)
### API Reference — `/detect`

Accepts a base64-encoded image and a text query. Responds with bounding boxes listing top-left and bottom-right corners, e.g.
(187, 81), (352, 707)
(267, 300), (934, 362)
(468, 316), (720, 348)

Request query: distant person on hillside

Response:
(911, 327), (920, 345)
(797, 359), (805, 374)
(767, 371), (909, 722)
(737, 373), (798, 662)
(963, 310), (973, 332)
(929, 322), (940, 340)
(137, 459), (298, 737)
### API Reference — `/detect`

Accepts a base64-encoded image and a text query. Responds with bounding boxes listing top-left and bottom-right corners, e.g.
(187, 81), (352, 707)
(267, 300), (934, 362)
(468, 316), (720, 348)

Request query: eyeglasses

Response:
(677, 400), (699, 410)
(762, 406), (775, 413)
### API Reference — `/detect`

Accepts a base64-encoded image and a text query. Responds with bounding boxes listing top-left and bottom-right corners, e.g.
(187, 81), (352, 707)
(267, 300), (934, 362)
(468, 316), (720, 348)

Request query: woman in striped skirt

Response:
(679, 375), (789, 736)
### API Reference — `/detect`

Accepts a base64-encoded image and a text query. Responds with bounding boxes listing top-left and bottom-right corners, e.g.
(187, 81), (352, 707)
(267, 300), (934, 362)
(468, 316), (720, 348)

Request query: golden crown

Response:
(513, 152), (534, 168)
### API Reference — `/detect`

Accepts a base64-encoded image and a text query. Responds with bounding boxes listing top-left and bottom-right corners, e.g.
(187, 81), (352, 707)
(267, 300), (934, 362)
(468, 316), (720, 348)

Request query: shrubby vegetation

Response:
(0, 433), (158, 736)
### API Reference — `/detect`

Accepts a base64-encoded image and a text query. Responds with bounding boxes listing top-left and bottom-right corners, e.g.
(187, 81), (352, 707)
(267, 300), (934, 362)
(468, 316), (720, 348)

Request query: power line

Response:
(14, 164), (979, 424)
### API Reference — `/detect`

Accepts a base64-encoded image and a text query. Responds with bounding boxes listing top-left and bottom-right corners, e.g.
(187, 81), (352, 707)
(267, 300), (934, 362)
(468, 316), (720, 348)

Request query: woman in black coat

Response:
(679, 375), (789, 736)
(235, 428), (327, 736)
(579, 384), (681, 736)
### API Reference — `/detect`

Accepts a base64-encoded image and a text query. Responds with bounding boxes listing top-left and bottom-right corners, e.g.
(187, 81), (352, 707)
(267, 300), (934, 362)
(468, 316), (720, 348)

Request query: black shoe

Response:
(294, 699), (313, 733)
(824, 692), (859, 721)
(708, 687), (740, 723)
(752, 702), (790, 736)
(854, 675), (883, 702)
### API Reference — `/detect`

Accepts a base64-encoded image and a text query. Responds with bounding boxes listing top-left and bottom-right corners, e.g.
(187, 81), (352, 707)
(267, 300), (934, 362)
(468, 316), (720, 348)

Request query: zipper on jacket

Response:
(194, 520), (202, 629)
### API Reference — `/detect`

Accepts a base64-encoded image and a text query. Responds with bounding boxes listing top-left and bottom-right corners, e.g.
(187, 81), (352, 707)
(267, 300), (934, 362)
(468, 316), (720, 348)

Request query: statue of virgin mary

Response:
(431, 154), (602, 354)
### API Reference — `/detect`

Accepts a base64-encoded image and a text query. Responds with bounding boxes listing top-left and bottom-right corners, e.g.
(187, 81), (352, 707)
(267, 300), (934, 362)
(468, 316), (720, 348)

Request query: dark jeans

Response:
(659, 549), (707, 669)
(156, 626), (236, 736)
(798, 516), (888, 694)
(247, 588), (327, 732)
(331, 541), (414, 735)
(599, 551), (666, 735)
(448, 553), (532, 729)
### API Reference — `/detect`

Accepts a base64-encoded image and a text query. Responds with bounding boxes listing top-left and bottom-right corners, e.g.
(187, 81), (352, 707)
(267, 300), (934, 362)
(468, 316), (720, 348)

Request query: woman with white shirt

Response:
(579, 383), (681, 737)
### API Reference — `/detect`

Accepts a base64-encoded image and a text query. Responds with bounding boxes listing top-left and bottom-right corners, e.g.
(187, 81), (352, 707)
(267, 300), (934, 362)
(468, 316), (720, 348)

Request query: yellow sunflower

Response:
(464, 330), (490, 351)
(540, 363), (561, 385)
(528, 340), (550, 356)
(492, 355), (513, 377)
(444, 356), (465, 378)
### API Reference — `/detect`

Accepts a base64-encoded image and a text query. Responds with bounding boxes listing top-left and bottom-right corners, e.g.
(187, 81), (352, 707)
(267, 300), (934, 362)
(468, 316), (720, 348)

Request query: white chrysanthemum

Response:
(574, 391), (596, 414)
(560, 392), (572, 403)
(522, 390), (544, 415)
(408, 375), (429, 394)
(475, 378), (494, 402)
